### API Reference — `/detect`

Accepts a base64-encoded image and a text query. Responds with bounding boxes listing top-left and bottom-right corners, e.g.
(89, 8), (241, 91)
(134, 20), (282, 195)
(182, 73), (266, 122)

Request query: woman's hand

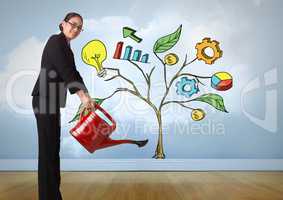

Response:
(76, 90), (96, 112)
(81, 95), (96, 111)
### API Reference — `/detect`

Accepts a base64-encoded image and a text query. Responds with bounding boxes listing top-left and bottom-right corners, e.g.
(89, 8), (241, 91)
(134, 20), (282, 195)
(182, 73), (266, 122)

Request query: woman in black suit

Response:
(31, 12), (96, 200)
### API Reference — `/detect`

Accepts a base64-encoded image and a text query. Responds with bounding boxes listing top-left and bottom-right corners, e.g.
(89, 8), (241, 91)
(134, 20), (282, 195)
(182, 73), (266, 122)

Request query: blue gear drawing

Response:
(175, 77), (199, 98)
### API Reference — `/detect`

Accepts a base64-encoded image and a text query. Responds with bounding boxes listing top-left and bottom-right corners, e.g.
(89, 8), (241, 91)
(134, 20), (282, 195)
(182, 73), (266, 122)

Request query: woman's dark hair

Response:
(59, 12), (83, 31)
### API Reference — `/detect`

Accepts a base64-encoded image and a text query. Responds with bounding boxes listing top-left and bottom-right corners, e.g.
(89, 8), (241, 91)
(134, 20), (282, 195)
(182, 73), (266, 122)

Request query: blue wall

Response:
(0, 0), (282, 162)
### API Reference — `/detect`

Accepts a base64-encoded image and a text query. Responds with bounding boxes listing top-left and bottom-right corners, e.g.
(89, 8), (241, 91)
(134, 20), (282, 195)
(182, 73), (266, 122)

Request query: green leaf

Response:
(192, 93), (228, 113)
(153, 25), (182, 53)
(68, 98), (104, 123)
(93, 98), (104, 105)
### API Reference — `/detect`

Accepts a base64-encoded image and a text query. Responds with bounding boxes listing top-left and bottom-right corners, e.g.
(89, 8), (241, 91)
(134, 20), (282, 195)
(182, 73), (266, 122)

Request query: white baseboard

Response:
(0, 159), (283, 171)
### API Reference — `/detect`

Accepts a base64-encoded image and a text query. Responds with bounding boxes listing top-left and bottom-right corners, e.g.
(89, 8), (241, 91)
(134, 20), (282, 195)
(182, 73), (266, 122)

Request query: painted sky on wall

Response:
(0, 0), (282, 159)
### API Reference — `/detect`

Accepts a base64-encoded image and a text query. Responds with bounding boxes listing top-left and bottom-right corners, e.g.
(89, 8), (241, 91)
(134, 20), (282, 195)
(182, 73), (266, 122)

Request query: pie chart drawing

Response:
(211, 72), (233, 91)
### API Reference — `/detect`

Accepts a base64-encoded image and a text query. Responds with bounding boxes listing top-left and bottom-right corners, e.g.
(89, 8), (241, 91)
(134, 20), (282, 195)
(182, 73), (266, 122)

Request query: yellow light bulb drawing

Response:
(81, 40), (107, 77)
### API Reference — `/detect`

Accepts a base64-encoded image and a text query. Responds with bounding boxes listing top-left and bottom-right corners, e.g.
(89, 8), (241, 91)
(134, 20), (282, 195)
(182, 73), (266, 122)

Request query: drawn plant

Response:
(70, 25), (232, 159)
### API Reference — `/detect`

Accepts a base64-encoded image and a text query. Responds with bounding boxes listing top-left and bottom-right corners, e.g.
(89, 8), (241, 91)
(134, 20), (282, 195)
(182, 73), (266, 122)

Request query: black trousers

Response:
(32, 96), (63, 200)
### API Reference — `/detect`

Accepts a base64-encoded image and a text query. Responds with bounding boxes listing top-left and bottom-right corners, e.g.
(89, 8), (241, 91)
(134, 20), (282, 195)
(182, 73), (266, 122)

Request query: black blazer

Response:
(31, 32), (88, 108)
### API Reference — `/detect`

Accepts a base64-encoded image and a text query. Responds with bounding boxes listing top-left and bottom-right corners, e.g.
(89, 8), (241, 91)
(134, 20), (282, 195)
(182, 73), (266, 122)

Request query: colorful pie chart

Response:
(211, 72), (233, 91)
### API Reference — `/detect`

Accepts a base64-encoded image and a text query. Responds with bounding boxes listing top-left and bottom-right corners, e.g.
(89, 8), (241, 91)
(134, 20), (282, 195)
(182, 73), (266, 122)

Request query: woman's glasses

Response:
(66, 21), (84, 32)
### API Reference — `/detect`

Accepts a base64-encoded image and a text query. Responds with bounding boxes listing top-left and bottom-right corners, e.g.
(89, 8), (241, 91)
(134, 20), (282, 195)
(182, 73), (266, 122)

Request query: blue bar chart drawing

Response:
(141, 54), (149, 63)
(132, 50), (142, 61)
(123, 45), (133, 60)
(114, 41), (150, 63)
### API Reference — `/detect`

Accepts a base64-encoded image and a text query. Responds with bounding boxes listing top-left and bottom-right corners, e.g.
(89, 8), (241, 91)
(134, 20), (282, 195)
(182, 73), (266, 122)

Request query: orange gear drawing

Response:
(195, 38), (223, 65)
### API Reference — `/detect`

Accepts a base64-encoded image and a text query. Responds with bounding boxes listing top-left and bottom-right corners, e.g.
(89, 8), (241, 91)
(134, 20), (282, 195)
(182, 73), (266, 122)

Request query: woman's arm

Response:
(47, 35), (96, 110)
(76, 89), (96, 111)
(47, 35), (88, 94)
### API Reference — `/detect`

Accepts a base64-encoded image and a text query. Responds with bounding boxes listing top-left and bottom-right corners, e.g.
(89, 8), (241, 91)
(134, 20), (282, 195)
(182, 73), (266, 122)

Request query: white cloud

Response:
(0, 37), (45, 114)
(71, 12), (243, 127)
(0, 12), (245, 124)
(252, 0), (264, 7)
(0, 12), (251, 128)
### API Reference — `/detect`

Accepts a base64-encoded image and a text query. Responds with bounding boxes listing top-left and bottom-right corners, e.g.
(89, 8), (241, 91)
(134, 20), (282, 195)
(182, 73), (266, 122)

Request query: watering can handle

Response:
(79, 104), (98, 121)
(79, 107), (86, 121)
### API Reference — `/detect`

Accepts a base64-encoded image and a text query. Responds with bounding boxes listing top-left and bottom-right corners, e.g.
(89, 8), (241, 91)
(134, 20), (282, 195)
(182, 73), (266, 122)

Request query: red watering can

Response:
(70, 104), (148, 153)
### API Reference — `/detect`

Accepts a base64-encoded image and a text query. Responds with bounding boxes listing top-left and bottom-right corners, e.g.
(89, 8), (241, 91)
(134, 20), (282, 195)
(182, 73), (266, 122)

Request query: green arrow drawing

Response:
(123, 27), (143, 43)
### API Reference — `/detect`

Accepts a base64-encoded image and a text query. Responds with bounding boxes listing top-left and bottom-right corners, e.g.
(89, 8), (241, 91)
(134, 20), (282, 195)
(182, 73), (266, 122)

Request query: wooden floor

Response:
(0, 172), (282, 200)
